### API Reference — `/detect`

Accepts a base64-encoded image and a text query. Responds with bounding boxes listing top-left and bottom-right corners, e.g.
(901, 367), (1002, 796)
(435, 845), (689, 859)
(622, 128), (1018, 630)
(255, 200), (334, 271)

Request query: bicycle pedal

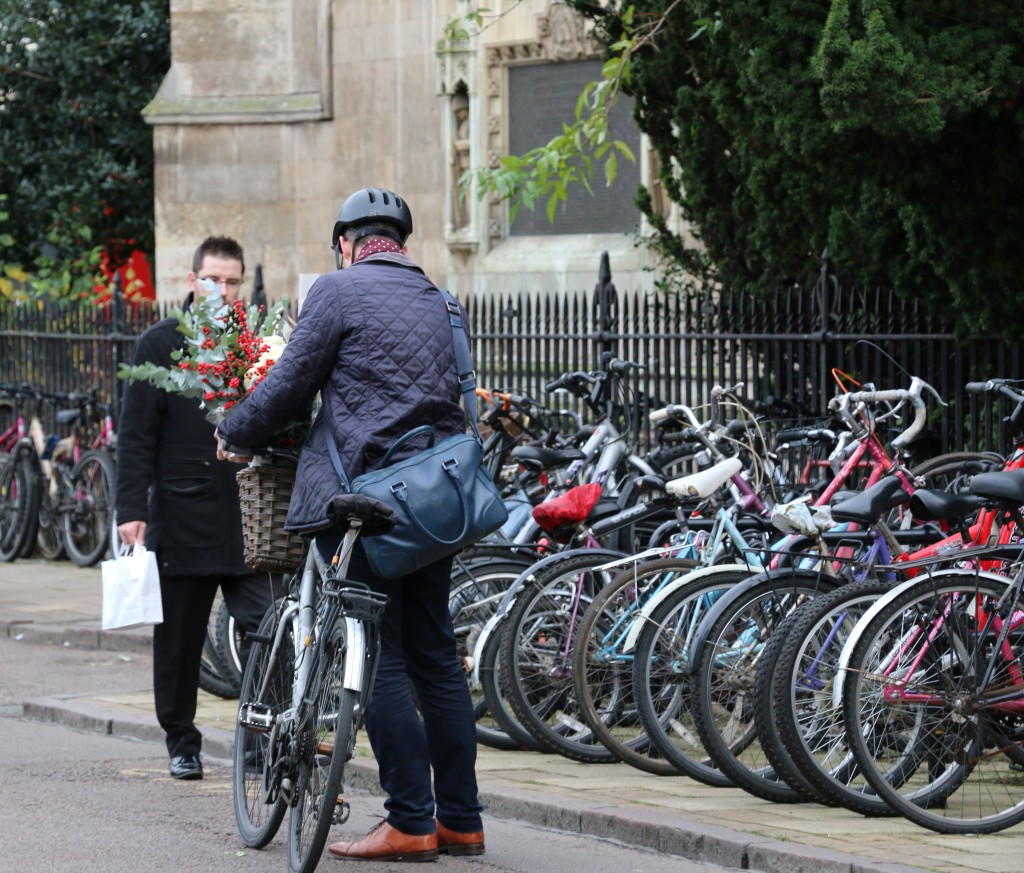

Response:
(238, 702), (274, 732)
(333, 797), (350, 825)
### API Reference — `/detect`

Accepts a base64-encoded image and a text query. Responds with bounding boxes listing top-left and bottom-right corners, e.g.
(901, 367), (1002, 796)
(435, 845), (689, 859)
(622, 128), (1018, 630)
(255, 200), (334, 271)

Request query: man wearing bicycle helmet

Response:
(217, 189), (485, 861)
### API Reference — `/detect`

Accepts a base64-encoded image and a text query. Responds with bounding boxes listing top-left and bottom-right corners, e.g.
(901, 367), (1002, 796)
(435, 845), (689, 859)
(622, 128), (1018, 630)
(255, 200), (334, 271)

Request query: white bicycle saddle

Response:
(665, 456), (742, 499)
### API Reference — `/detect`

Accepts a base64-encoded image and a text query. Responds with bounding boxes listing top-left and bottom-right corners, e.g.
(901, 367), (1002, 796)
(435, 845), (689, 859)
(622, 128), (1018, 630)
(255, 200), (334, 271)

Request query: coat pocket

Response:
(158, 464), (227, 549)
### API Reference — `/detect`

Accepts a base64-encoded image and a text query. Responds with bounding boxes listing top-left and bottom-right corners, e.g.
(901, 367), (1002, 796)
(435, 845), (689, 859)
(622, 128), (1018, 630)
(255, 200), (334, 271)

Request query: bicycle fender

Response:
(621, 563), (753, 653)
(682, 567), (839, 676)
(830, 567), (1014, 709)
(342, 616), (367, 692)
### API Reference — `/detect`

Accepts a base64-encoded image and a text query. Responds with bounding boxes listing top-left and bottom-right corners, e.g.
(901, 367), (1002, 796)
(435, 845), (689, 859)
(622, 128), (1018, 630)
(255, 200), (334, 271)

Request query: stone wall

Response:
(145, 0), (670, 304)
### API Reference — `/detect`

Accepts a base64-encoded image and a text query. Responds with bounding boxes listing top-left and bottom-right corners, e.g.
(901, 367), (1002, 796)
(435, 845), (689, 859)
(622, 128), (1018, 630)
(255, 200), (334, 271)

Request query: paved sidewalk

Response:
(2, 557), (1022, 873)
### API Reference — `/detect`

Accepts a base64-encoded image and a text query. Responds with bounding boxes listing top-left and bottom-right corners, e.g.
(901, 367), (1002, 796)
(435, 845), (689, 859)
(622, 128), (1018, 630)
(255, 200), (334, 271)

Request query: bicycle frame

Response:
(242, 529), (387, 750)
(876, 571), (1024, 713)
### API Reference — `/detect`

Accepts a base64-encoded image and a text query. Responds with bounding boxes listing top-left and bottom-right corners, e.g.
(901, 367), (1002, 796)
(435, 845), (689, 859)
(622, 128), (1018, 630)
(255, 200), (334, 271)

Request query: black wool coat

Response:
(115, 309), (252, 576)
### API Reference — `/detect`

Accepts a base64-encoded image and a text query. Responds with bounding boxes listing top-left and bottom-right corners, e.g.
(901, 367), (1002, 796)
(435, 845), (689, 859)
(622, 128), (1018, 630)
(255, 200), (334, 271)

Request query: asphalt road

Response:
(0, 636), (728, 873)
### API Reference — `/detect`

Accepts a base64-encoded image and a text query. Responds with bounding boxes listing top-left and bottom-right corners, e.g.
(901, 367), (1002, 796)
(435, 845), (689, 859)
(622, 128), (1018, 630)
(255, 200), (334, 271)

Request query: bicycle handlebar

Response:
(648, 403), (701, 426)
(966, 378), (1024, 431)
(774, 427), (837, 445)
(544, 358), (643, 396)
(828, 375), (942, 449)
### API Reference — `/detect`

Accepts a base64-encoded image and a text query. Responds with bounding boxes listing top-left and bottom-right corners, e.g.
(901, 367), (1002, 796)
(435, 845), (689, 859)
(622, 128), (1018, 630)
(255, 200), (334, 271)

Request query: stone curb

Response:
(2, 619), (152, 655)
(17, 691), (925, 873)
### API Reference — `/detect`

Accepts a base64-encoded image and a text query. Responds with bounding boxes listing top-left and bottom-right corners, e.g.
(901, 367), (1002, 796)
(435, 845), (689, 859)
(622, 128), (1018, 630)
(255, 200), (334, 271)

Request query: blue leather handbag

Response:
(335, 425), (507, 579)
(325, 288), (508, 579)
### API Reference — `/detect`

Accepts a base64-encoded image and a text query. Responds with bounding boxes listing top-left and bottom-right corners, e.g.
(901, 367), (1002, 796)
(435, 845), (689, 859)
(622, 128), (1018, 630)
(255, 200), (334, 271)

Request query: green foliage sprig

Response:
(457, 3), (680, 223)
(118, 298), (292, 422)
(0, 0), (170, 272)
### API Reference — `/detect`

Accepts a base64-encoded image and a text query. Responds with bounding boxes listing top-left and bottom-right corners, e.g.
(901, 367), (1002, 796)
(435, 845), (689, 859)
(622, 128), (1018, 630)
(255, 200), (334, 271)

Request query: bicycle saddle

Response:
(829, 476), (908, 525)
(325, 493), (397, 535)
(909, 489), (986, 524)
(969, 467), (1024, 505)
(509, 444), (586, 469)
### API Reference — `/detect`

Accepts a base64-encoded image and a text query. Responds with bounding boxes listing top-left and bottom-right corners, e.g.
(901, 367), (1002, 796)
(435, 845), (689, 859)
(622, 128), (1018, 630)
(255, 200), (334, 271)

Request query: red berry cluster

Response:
(179, 299), (273, 412)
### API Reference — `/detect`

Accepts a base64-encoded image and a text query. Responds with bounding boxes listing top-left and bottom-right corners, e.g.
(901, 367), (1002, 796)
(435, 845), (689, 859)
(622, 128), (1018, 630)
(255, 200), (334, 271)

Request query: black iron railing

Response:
(1, 256), (1020, 455)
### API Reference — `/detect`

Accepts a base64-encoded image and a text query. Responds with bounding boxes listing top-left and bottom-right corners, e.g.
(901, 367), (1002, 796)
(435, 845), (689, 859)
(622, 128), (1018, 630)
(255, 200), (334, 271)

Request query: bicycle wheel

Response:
(842, 570), (1024, 834)
(288, 622), (356, 873)
(572, 558), (700, 775)
(631, 567), (752, 785)
(0, 449), (41, 562)
(477, 617), (545, 752)
(749, 603), (835, 806)
(761, 579), (897, 815)
(214, 596), (244, 684)
(200, 594), (241, 699)
(62, 449), (115, 566)
(500, 552), (621, 762)
(234, 606), (289, 848)
(690, 568), (841, 803)
(909, 451), (1004, 494)
(35, 487), (65, 560)
(449, 549), (537, 749)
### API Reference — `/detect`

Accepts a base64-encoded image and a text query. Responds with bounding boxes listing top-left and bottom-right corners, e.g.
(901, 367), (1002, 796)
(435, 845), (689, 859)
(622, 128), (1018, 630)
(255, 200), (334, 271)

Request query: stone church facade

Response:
(144, 0), (672, 303)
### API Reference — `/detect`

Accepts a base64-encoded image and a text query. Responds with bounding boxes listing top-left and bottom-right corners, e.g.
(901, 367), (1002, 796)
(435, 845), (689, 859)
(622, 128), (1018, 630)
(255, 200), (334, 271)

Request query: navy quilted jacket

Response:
(217, 253), (466, 534)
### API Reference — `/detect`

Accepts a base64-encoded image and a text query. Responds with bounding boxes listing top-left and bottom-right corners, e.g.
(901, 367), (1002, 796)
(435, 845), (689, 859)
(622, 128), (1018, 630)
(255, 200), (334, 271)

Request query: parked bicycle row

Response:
(449, 361), (1024, 835)
(0, 382), (117, 566)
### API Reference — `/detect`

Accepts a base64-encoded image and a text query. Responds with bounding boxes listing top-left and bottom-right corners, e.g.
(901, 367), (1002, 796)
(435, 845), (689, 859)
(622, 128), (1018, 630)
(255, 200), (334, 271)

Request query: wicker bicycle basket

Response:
(236, 463), (307, 573)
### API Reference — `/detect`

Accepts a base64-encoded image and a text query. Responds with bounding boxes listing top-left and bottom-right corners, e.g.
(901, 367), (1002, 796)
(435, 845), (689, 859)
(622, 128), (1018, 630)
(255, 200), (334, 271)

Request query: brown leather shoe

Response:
(328, 821), (438, 862)
(436, 820), (485, 856)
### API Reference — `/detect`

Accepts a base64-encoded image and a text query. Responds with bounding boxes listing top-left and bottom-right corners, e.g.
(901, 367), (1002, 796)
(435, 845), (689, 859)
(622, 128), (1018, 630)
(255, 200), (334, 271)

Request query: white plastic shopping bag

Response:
(101, 544), (163, 630)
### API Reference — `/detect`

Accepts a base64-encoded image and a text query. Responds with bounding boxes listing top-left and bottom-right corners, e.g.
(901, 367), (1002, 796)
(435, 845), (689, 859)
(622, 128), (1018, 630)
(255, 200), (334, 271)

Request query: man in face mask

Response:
(116, 235), (279, 781)
(188, 243), (244, 310)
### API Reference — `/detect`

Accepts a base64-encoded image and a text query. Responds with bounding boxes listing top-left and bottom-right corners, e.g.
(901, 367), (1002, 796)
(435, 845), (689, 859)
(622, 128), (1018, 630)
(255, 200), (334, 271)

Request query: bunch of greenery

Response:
(118, 298), (300, 439)
(465, 2), (1024, 335)
(0, 1), (170, 296)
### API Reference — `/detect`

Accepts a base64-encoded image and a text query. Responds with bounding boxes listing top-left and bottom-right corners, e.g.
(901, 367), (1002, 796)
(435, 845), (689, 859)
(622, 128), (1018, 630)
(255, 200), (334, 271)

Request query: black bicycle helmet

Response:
(331, 188), (413, 249)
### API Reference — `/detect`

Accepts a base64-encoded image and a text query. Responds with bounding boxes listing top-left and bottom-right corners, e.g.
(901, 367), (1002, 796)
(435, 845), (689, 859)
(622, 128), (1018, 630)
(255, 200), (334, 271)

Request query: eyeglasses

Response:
(197, 276), (244, 292)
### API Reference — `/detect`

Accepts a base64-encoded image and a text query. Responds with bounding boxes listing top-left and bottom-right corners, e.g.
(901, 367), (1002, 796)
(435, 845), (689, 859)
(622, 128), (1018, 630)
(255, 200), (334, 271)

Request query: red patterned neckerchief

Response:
(353, 238), (403, 263)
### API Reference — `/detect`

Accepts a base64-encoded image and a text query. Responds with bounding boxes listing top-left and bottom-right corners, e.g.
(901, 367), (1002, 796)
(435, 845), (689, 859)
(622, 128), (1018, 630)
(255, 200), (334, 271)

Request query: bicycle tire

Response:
(233, 605), (289, 848)
(909, 451), (1004, 494)
(288, 623), (356, 873)
(572, 558), (701, 775)
(35, 488), (65, 560)
(631, 567), (752, 785)
(749, 603), (835, 806)
(214, 597), (244, 684)
(62, 449), (115, 566)
(449, 550), (537, 749)
(477, 618), (546, 751)
(842, 570), (1024, 834)
(765, 579), (898, 816)
(0, 449), (41, 562)
(200, 594), (241, 700)
(690, 568), (841, 803)
(500, 551), (622, 762)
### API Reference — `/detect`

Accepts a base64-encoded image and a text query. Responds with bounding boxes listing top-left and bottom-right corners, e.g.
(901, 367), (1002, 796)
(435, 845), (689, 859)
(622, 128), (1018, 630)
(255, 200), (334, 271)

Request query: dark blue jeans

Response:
(318, 535), (483, 835)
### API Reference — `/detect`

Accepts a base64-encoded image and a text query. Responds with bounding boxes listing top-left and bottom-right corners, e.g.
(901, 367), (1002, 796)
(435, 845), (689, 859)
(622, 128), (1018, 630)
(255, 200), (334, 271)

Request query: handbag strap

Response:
(325, 288), (480, 492)
(438, 287), (481, 438)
